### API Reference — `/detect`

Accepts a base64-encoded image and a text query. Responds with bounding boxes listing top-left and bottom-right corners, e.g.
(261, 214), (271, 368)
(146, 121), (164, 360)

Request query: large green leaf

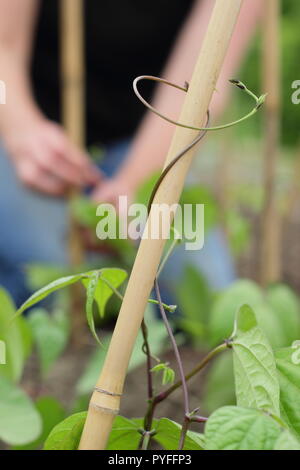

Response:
(0, 288), (25, 382)
(129, 418), (204, 450)
(152, 418), (204, 450)
(27, 308), (69, 376)
(274, 429), (300, 450)
(276, 347), (300, 437)
(14, 397), (65, 450)
(44, 412), (87, 450)
(107, 416), (142, 450)
(232, 305), (280, 415)
(209, 280), (263, 346)
(0, 375), (42, 446)
(204, 406), (281, 450)
(44, 413), (204, 451)
(82, 268), (127, 317)
(15, 273), (88, 317)
(266, 284), (300, 345)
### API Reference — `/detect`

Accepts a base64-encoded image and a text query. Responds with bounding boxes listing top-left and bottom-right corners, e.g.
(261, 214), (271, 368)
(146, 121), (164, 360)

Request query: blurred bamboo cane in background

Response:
(260, 0), (282, 286)
(79, 0), (244, 450)
(60, 0), (86, 345)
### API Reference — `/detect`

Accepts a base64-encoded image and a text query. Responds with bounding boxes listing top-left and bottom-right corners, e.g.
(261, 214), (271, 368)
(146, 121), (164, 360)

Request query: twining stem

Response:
(179, 416), (190, 450)
(143, 342), (229, 436)
(141, 320), (154, 401)
(154, 278), (190, 449)
(157, 342), (229, 402)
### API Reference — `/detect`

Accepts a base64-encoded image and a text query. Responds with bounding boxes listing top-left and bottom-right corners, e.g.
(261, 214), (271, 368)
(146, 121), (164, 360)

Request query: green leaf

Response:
(205, 406), (281, 450)
(107, 416), (142, 450)
(202, 350), (235, 413)
(82, 268), (127, 317)
(209, 280), (263, 346)
(108, 416), (203, 451)
(0, 287), (25, 382)
(151, 363), (175, 385)
(275, 347), (300, 437)
(152, 418), (205, 450)
(0, 375), (42, 446)
(15, 273), (88, 317)
(162, 367), (175, 386)
(44, 412), (87, 450)
(27, 309), (69, 376)
(14, 397), (65, 450)
(266, 284), (300, 345)
(232, 305), (280, 415)
(274, 429), (300, 450)
(85, 271), (102, 345)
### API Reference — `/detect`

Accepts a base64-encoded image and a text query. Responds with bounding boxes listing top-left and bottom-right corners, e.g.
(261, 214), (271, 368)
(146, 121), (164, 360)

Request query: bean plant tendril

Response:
(133, 75), (265, 450)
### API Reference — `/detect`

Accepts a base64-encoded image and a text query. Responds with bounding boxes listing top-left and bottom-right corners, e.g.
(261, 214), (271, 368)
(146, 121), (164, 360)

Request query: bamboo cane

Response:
(60, 0), (86, 344)
(79, 0), (244, 450)
(259, 0), (281, 286)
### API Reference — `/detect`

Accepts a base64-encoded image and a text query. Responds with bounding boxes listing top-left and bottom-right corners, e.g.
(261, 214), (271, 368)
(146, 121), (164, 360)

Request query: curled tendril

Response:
(133, 75), (266, 136)
(132, 74), (266, 212)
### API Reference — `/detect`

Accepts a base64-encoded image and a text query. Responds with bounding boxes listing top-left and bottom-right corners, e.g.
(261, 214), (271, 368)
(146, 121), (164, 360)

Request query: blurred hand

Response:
(3, 117), (102, 196)
(91, 176), (135, 216)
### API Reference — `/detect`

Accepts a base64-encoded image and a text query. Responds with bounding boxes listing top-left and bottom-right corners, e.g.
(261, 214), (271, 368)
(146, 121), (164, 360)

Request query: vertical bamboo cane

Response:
(60, 0), (86, 343)
(79, 0), (244, 450)
(259, 0), (281, 286)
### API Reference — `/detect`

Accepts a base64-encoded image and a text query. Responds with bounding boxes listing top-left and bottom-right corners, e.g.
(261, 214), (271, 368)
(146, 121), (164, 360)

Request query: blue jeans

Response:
(0, 140), (235, 307)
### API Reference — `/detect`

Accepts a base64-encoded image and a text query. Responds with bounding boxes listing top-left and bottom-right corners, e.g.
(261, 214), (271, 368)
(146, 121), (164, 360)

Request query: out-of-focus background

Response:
(1, 0), (300, 450)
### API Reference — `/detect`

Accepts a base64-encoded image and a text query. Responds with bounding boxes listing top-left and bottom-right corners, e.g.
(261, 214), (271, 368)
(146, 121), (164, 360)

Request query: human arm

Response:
(0, 0), (99, 195)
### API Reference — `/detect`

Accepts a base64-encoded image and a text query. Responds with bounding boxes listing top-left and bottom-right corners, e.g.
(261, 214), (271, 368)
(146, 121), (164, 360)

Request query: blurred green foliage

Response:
(235, 0), (300, 148)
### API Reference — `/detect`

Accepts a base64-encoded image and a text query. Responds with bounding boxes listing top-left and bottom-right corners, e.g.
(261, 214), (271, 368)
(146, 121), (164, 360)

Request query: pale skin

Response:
(0, 0), (262, 200)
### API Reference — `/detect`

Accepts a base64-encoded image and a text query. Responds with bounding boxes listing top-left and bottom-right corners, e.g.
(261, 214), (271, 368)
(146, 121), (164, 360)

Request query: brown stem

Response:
(142, 342), (229, 440)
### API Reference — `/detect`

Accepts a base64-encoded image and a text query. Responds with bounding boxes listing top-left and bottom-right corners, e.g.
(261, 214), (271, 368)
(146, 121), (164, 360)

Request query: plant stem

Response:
(143, 342), (228, 434)
(179, 415), (190, 450)
(154, 278), (190, 449)
(155, 279), (189, 414)
(156, 342), (228, 403)
(141, 320), (153, 401)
